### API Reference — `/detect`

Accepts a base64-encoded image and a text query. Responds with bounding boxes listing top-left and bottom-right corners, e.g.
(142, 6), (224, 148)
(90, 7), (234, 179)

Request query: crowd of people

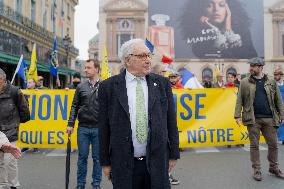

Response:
(0, 38), (284, 189)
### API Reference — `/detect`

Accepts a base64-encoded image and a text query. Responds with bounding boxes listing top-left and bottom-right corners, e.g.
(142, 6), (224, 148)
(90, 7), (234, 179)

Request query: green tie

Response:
(136, 78), (148, 144)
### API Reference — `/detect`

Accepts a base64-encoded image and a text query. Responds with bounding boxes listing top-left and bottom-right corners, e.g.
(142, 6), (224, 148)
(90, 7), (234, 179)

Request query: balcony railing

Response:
(0, 4), (79, 55)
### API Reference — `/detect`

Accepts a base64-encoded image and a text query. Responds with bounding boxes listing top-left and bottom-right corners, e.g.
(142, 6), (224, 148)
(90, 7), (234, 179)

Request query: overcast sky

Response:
(74, 1), (99, 60)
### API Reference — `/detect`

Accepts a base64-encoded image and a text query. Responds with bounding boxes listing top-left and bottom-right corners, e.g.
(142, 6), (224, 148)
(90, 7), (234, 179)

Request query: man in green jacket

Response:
(235, 57), (284, 181)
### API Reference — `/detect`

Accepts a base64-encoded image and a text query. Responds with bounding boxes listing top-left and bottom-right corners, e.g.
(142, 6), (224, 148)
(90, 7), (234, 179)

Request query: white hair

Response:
(118, 38), (145, 64)
(0, 68), (6, 79)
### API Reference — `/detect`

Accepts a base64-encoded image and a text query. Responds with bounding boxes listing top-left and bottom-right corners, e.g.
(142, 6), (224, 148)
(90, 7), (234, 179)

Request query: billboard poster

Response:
(148, 0), (264, 59)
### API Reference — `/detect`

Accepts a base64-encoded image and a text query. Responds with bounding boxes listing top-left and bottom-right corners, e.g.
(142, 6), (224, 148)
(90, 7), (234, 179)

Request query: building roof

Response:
(89, 34), (99, 45)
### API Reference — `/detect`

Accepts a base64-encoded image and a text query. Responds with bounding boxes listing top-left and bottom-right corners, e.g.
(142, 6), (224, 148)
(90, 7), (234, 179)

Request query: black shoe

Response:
(169, 174), (180, 185)
(282, 141), (284, 145)
(253, 170), (262, 181)
(21, 148), (29, 153)
(32, 148), (40, 153)
(269, 168), (284, 179)
(11, 187), (17, 189)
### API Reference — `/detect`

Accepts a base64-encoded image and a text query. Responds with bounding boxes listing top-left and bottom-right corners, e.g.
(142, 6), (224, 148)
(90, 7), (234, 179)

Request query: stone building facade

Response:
(0, 0), (79, 87)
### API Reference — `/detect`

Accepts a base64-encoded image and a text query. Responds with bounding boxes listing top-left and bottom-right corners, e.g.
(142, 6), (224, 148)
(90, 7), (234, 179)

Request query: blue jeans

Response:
(77, 127), (102, 187)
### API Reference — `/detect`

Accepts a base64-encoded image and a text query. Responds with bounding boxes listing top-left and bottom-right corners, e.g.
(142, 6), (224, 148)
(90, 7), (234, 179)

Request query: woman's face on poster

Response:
(205, 0), (227, 24)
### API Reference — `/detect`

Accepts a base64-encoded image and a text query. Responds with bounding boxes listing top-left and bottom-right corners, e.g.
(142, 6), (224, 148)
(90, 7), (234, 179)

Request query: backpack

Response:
(10, 87), (31, 123)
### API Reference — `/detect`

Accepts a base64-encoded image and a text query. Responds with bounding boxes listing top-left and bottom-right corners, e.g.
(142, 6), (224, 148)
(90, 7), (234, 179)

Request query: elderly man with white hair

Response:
(98, 39), (180, 189)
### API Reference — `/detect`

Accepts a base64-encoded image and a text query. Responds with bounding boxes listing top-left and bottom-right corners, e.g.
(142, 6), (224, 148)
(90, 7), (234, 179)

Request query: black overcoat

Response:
(98, 71), (180, 189)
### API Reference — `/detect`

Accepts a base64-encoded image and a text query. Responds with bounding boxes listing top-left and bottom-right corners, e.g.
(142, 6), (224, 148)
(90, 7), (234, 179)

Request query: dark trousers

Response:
(132, 159), (151, 189)
(247, 118), (279, 171)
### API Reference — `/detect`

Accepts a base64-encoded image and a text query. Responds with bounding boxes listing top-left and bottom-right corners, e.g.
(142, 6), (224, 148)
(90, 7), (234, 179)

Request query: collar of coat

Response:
(248, 74), (268, 84)
(0, 81), (10, 95)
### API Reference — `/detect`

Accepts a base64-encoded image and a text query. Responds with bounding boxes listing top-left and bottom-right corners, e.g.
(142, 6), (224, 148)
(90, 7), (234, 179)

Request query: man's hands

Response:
(66, 126), (74, 135)
(102, 160), (177, 180)
(169, 159), (177, 173)
(1, 143), (21, 159)
(103, 166), (112, 180)
(235, 118), (242, 126)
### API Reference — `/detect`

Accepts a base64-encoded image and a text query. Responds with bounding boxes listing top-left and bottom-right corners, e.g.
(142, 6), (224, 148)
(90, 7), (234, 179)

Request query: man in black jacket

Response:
(66, 59), (102, 189)
(0, 68), (30, 189)
(98, 39), (180, 189)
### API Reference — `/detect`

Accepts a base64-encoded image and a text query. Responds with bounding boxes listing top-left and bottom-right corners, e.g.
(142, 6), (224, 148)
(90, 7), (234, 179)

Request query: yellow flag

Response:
(213, 64), (220, 83)
(100, 46), (111, 80)
(27, 43), (38, 82)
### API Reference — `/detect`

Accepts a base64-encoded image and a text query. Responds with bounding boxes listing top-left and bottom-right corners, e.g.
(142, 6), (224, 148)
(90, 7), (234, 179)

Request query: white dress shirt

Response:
(0, 131), (9, 149)
(125, 70), (149, 157)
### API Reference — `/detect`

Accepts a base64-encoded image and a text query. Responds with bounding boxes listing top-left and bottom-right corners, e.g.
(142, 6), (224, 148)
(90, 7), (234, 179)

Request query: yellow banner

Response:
(17, 90), (78, 148)
(17, 89), (264, 148)
(174, 88), (264, 147)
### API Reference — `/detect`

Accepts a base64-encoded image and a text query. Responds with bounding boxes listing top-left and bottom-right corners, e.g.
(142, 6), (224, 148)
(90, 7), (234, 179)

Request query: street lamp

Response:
(63, 34), (72, 67)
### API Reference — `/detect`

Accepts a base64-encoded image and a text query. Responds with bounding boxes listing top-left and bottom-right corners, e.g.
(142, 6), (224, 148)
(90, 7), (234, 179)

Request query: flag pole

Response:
(11, 71), (17, 84)
(11, 55), (23, 84)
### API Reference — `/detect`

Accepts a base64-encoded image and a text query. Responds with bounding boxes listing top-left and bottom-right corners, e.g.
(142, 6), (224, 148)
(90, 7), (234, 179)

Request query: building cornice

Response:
(104, 0), (147, 12)
(71, 0), (79, 6)
(269, 1), (284, 22)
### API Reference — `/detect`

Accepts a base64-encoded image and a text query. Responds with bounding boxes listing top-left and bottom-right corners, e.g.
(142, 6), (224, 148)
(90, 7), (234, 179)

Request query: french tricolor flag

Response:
(179, 68), (203, 89)
(145, 39), (173, 64)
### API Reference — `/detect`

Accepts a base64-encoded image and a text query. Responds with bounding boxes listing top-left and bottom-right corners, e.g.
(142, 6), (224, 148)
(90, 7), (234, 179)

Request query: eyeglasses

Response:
(129, 53), (153, 60)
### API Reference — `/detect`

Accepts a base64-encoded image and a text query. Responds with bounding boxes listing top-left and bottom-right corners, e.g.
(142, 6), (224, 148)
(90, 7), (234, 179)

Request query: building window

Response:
(67, 3), (70, 18)
(53, 17), (56, 34)
(116, 19), (134, 55)
(16, 0), (22, 14)
(42, 0), (47, 29)
(61, 0), (65, 17)
(202, 68), (213, 80)
(31, 0), (36, 22)
(61, 26), (64, 37)
(282, 21), (284, 55)
(60, 0), (65, 37)
(51, 0), (57, 33)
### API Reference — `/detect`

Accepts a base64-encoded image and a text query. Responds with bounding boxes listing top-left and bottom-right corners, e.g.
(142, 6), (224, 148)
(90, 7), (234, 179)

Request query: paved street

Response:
(18, 143), (284, 189)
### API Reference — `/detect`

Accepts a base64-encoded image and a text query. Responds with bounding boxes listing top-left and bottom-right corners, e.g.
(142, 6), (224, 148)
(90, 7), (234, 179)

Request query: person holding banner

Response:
(21, 78), (39, 154)
(274, 67), (284, 145)
(36, 76), (48, 89)
(225, 72), (238, 88)
(66, 59), (102, 189)
(213, 72), (225, 88)
(235, 57), (284, 181)
(0, 68), (30, 189)
(66, 72), (81, 90)
(98, 39), (180, 189)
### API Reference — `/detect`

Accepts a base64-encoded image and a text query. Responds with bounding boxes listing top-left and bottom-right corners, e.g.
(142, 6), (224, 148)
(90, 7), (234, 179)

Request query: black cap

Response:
(248, 57), (265, 66)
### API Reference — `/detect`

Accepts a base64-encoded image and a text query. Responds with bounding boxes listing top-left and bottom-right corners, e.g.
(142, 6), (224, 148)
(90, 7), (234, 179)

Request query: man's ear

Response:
(125, 57), (130, 67)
